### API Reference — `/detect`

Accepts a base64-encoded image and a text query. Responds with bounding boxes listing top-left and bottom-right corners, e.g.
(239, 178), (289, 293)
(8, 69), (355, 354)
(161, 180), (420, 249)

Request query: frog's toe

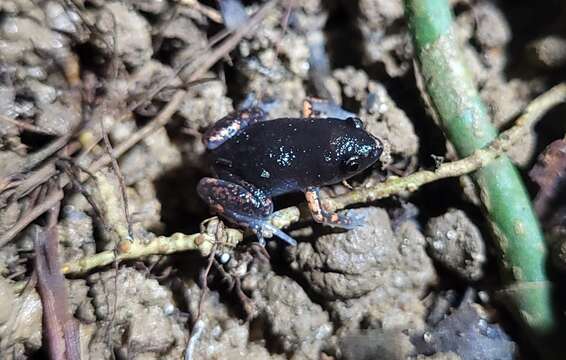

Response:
(323, 209), (366, 230)
(239, 93), (279, 114)
(266, 223), (298, 246)
(341, 209), (367, 229)
(251, 221), (297, 246)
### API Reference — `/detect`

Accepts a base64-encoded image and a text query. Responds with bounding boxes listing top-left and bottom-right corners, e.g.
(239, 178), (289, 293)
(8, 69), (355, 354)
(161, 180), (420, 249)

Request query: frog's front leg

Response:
(197, 177), (297, 246)
(203, 107), (267, 150)
(305, 186), (364, 229)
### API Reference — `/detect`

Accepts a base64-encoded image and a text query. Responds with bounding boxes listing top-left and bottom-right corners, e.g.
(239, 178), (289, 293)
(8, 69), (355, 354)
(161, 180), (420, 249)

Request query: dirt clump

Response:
(85, 267), (187, 359)
(0, 277), (42, 357)
(425, 209), (486, 281)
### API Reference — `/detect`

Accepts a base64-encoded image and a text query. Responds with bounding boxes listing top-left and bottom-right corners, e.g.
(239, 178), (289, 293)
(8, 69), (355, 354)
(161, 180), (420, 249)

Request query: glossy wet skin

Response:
(211, 117), (381, 196)
(198, 107), (383, 245)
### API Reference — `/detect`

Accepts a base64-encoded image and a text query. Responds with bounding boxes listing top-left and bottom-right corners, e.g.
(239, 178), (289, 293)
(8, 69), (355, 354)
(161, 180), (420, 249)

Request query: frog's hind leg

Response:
(197, 177), (297, 246)
(305, 186), (365, 229)
(203, 107), (267, 150)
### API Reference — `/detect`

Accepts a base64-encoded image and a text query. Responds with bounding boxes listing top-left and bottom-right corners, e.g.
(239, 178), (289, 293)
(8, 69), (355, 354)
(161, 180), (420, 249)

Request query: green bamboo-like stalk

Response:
(403, 0), (561, 357)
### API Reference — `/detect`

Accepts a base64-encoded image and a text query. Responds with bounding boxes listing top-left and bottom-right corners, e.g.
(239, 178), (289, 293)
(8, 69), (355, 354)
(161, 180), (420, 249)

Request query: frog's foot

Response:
(197, 177), (297, 246)
(239, 93), (279, 114)
(333, 209), (366, 229)
(305, 186), (365, 230)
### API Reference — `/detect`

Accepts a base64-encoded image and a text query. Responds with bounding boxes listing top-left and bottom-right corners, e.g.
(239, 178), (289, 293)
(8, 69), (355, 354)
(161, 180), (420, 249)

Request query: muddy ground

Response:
(1, 0), (566, 359)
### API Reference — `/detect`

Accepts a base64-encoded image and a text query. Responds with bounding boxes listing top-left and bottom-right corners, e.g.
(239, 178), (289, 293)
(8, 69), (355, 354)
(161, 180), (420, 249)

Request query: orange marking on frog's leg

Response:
(304, 97), (332, 118)
(305, 187), (324, 223)
(330, 213), (339, 223)
(305, 186), (357, 228)
(302, 99), (314, 118)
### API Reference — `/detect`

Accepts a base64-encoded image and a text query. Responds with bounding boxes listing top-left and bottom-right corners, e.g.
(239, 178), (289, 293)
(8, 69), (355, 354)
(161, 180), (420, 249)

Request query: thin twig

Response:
(58, 161), (106, 227)
(126, 1), (267, 112)
(324, 83), (566, 211)
(12, 163), (57, 200)
(99, 119), (133, 239)
(0, 114), (56, 135)
(17, 135), (74, 176)
(198, 243), (217, 319)
(0, 90), (184, 246)
(0, 188), (64, 247)
(274, 0), (295, 57)
(88, 90), (186, 173)
(178, 0), (223, 23)
(185, 241), (217, 360)
(19, 186), (42, 221)
(127, 7), (232, 113)
(188, 0), (277, 82)
(184, 319), (205, 360)
(61, 230), (242, 275)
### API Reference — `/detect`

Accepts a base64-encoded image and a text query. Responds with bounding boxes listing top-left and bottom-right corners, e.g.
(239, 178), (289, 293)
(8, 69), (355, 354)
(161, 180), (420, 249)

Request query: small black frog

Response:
(197, 100), (383, 245)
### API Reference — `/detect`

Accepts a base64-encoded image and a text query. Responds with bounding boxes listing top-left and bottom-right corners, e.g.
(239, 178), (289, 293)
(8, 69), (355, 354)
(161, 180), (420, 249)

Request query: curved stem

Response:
(404, 0), (561, 357)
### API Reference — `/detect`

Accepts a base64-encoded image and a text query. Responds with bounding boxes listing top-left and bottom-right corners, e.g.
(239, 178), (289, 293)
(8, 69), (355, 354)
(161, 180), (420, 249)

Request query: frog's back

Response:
(210, 118), (347, 196)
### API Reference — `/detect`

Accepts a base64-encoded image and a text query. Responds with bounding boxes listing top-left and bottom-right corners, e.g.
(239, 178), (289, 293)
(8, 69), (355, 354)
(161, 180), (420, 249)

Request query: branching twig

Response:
(0, 91), (184, 246)
(87, 90), (187, 174)
(185, 240), (217, 360)
(61, 230), (240, 275)
(0, 0), (277, 247)
(187, 0), (277, 82)
(61, 83), (566, 275)
(58, 160), (105, 226)
(129, 0), (273, 113)
(0, 188), (64, 247)
(324, 83), (566, 211)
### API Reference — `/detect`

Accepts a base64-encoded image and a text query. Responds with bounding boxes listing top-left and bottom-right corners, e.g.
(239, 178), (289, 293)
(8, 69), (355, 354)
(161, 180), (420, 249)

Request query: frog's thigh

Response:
(302, 98), (356, 119)
(197, 177), (273, 227)
(305, 186), (362, 229)
(203, 107), (267, 150)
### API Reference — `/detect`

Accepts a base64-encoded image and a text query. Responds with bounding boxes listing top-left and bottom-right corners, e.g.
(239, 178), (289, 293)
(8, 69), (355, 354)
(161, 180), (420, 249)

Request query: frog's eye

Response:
(346, 117), (364, 129)
(344, 156), (361, 173)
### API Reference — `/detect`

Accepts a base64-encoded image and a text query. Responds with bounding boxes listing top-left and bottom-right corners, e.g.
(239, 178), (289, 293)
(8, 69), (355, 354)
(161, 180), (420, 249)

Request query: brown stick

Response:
(34, 201), (81, 360)
(0, 188), (64, 247)
(0, 114), (56, 135)
(0, 90), (185, 246)
(88, 90), (186, 173)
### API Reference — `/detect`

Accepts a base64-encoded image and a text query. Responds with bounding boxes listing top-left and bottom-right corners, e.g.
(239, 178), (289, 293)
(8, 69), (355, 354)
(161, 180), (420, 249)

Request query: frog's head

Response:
(323, 117), (383, 183)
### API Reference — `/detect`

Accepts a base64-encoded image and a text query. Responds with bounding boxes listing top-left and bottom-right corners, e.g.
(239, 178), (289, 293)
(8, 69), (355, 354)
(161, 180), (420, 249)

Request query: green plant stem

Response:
(404, 0), (560, 357)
